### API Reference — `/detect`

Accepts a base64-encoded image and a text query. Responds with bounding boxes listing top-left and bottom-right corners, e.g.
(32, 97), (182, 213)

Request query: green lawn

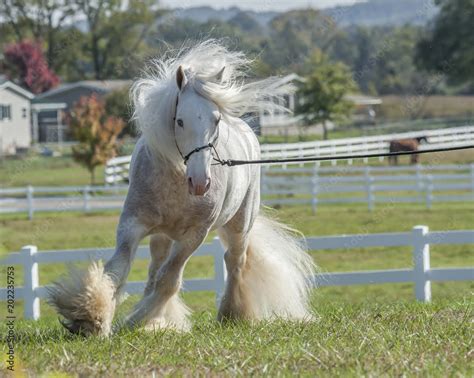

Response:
(1, 198), (473, 375)
(2, 299), (472, 376)
(0, 155), (104, 187)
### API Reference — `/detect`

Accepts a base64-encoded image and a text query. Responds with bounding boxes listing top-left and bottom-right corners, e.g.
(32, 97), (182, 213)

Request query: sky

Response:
(160, 0), (365, 12)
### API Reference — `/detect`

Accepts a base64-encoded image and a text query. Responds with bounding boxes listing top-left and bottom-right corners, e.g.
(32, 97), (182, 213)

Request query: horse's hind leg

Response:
(217, 183), (314, 321)
(217, 228), (252, 320)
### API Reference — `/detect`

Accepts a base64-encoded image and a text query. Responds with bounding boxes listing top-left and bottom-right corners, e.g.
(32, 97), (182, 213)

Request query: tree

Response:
(296, 51), (356, 140)
(76, 0), (159, 79)
(0, 0), (77, 70)
(104, 88), (135, 137)
(2, 40), (59, 94)
(265, 9), (340, 74)
(416, 0), (474, 86)
(69, 95), (126, 185)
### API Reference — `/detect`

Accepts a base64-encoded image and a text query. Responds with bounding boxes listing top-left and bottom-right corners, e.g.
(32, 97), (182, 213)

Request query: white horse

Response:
(48, 40), (315, 336)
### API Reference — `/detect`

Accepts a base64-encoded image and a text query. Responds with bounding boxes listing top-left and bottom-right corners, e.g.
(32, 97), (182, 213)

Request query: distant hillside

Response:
(169, 0), (438, 27)
(325, 0), (438, 26)
(171, 6), (278, 27)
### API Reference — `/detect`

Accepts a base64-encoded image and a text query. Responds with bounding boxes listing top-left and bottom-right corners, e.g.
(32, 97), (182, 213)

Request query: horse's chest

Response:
(148, 174), (217, 231)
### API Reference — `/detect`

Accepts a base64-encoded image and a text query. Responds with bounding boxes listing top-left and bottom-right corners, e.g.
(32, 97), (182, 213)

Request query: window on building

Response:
(0, 104), (12, 120)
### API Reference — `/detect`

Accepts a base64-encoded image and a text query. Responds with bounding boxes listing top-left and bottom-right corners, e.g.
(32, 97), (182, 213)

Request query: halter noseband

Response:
(173, 96), (224, 166)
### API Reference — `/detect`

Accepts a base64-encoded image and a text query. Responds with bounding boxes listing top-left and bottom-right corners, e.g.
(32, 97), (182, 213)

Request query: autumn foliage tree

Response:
(296, 51), (356, 140)
(69, 95), (126, 185)
(3, 40), (59, 94)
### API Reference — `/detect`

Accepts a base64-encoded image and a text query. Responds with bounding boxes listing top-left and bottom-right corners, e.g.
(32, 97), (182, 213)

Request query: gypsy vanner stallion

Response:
(47, 40), (316, 336)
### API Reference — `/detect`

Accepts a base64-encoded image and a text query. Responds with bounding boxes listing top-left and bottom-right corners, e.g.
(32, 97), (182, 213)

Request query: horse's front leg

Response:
(105, 214), (148, 294)
(144, 233), (173, 296)
(124, 231), (207, 331)
(48, 212), (147, 337)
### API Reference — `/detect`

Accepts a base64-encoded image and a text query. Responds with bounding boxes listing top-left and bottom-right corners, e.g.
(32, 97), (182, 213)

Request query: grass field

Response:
(1, 147), (473, 376)
(378, 95), (474, 120)
(1, 202), (473, 375)
(2, 299), (472, 376)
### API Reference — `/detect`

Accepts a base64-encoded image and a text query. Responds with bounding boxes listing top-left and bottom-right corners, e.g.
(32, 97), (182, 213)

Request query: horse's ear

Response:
(215, 66), (225, 82)
(176, 65), (187, 90)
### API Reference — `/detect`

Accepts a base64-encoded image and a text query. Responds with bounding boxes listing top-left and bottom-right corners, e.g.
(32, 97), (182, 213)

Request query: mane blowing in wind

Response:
(131, 40), (292, 162)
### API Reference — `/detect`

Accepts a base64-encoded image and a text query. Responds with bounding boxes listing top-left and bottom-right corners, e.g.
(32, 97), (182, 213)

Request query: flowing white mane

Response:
(131, 40), (292, 163)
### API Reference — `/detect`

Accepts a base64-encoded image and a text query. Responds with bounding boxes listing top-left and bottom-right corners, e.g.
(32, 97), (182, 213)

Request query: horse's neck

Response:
(224, 117), (260, 159)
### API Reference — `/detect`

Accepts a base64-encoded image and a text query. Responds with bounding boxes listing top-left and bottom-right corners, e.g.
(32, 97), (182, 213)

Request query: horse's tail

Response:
(220, 212), (316, 321)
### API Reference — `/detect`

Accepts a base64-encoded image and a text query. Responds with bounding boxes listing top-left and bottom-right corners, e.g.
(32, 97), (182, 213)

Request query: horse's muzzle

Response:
(188, 177), (211, 196)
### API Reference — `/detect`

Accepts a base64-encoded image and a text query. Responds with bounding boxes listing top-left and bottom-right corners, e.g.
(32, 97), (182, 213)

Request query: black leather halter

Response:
(173, 96), (224, 166)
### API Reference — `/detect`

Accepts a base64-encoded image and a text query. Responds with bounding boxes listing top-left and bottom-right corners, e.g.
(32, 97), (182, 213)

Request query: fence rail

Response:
(105, 125), (474, 184)
(262, 163), (474, 213)
(0, 225), (472, 320)
(1, 165), (473, 218)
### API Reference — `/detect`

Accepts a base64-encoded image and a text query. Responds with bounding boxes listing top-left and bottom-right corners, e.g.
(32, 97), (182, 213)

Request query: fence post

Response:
(425, 175), (433, 210)
(347, 143), (353, 165)
(470, 164), (474, 195)
(213, 237), (227, 307)
(365, 166), (374, 211)
(83, 185), (91, 213)
(27, 185), (34, 220)
(415, 164), (422, 192)
(363, 143), (369, 164)
(412, 225), (431, 302)
(311, 167), (318, 215)
(22, 245), (40, 319)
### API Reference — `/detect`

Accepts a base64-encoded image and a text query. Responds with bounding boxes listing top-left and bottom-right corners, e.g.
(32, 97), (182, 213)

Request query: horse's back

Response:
(390, 138), (418, 152)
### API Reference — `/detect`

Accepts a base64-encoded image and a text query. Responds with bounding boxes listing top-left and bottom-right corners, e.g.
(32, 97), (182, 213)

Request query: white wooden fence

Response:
(262, 163), (474, 213)
(104, 125), (474, 184)
(260, 125), (474, 162)
(1, 225), (472, 320)
(0, 185), (128, 219)
(2, 164), (472, 219)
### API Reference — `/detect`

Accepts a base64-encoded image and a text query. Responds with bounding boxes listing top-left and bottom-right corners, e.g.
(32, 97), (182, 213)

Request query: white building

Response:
(32, 80), (130, 143)
(0, 77), (35, 155)
(257, 73), (382, 136)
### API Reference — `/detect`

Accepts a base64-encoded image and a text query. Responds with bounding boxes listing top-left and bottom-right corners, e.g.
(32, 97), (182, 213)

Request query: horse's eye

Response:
(215, 115), (221, 126)
(177, 119), (184, 127)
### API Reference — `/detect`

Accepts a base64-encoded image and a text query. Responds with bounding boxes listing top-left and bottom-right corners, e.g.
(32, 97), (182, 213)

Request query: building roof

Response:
(34, 80), (131, 100)
(259, 73), (383, 106)
(345, 94), (382, 106)
(0, 79), (35, 100)
(266, 73), (306, 90)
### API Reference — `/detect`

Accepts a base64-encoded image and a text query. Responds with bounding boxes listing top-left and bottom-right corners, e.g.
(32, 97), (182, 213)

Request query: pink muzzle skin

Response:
(187, 176), (211, 196)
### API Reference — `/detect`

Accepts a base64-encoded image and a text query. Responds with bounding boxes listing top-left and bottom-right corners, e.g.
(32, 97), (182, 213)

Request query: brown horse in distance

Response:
(389, 136), (428, 165)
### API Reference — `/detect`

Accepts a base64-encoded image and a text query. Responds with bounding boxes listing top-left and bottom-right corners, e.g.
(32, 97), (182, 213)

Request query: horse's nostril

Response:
(205, 179), (211, 191)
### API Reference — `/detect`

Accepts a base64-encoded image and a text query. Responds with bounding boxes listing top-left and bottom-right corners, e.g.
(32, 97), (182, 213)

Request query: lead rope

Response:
(171, 95), (473, 167)
(211, 144), (474, 167)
